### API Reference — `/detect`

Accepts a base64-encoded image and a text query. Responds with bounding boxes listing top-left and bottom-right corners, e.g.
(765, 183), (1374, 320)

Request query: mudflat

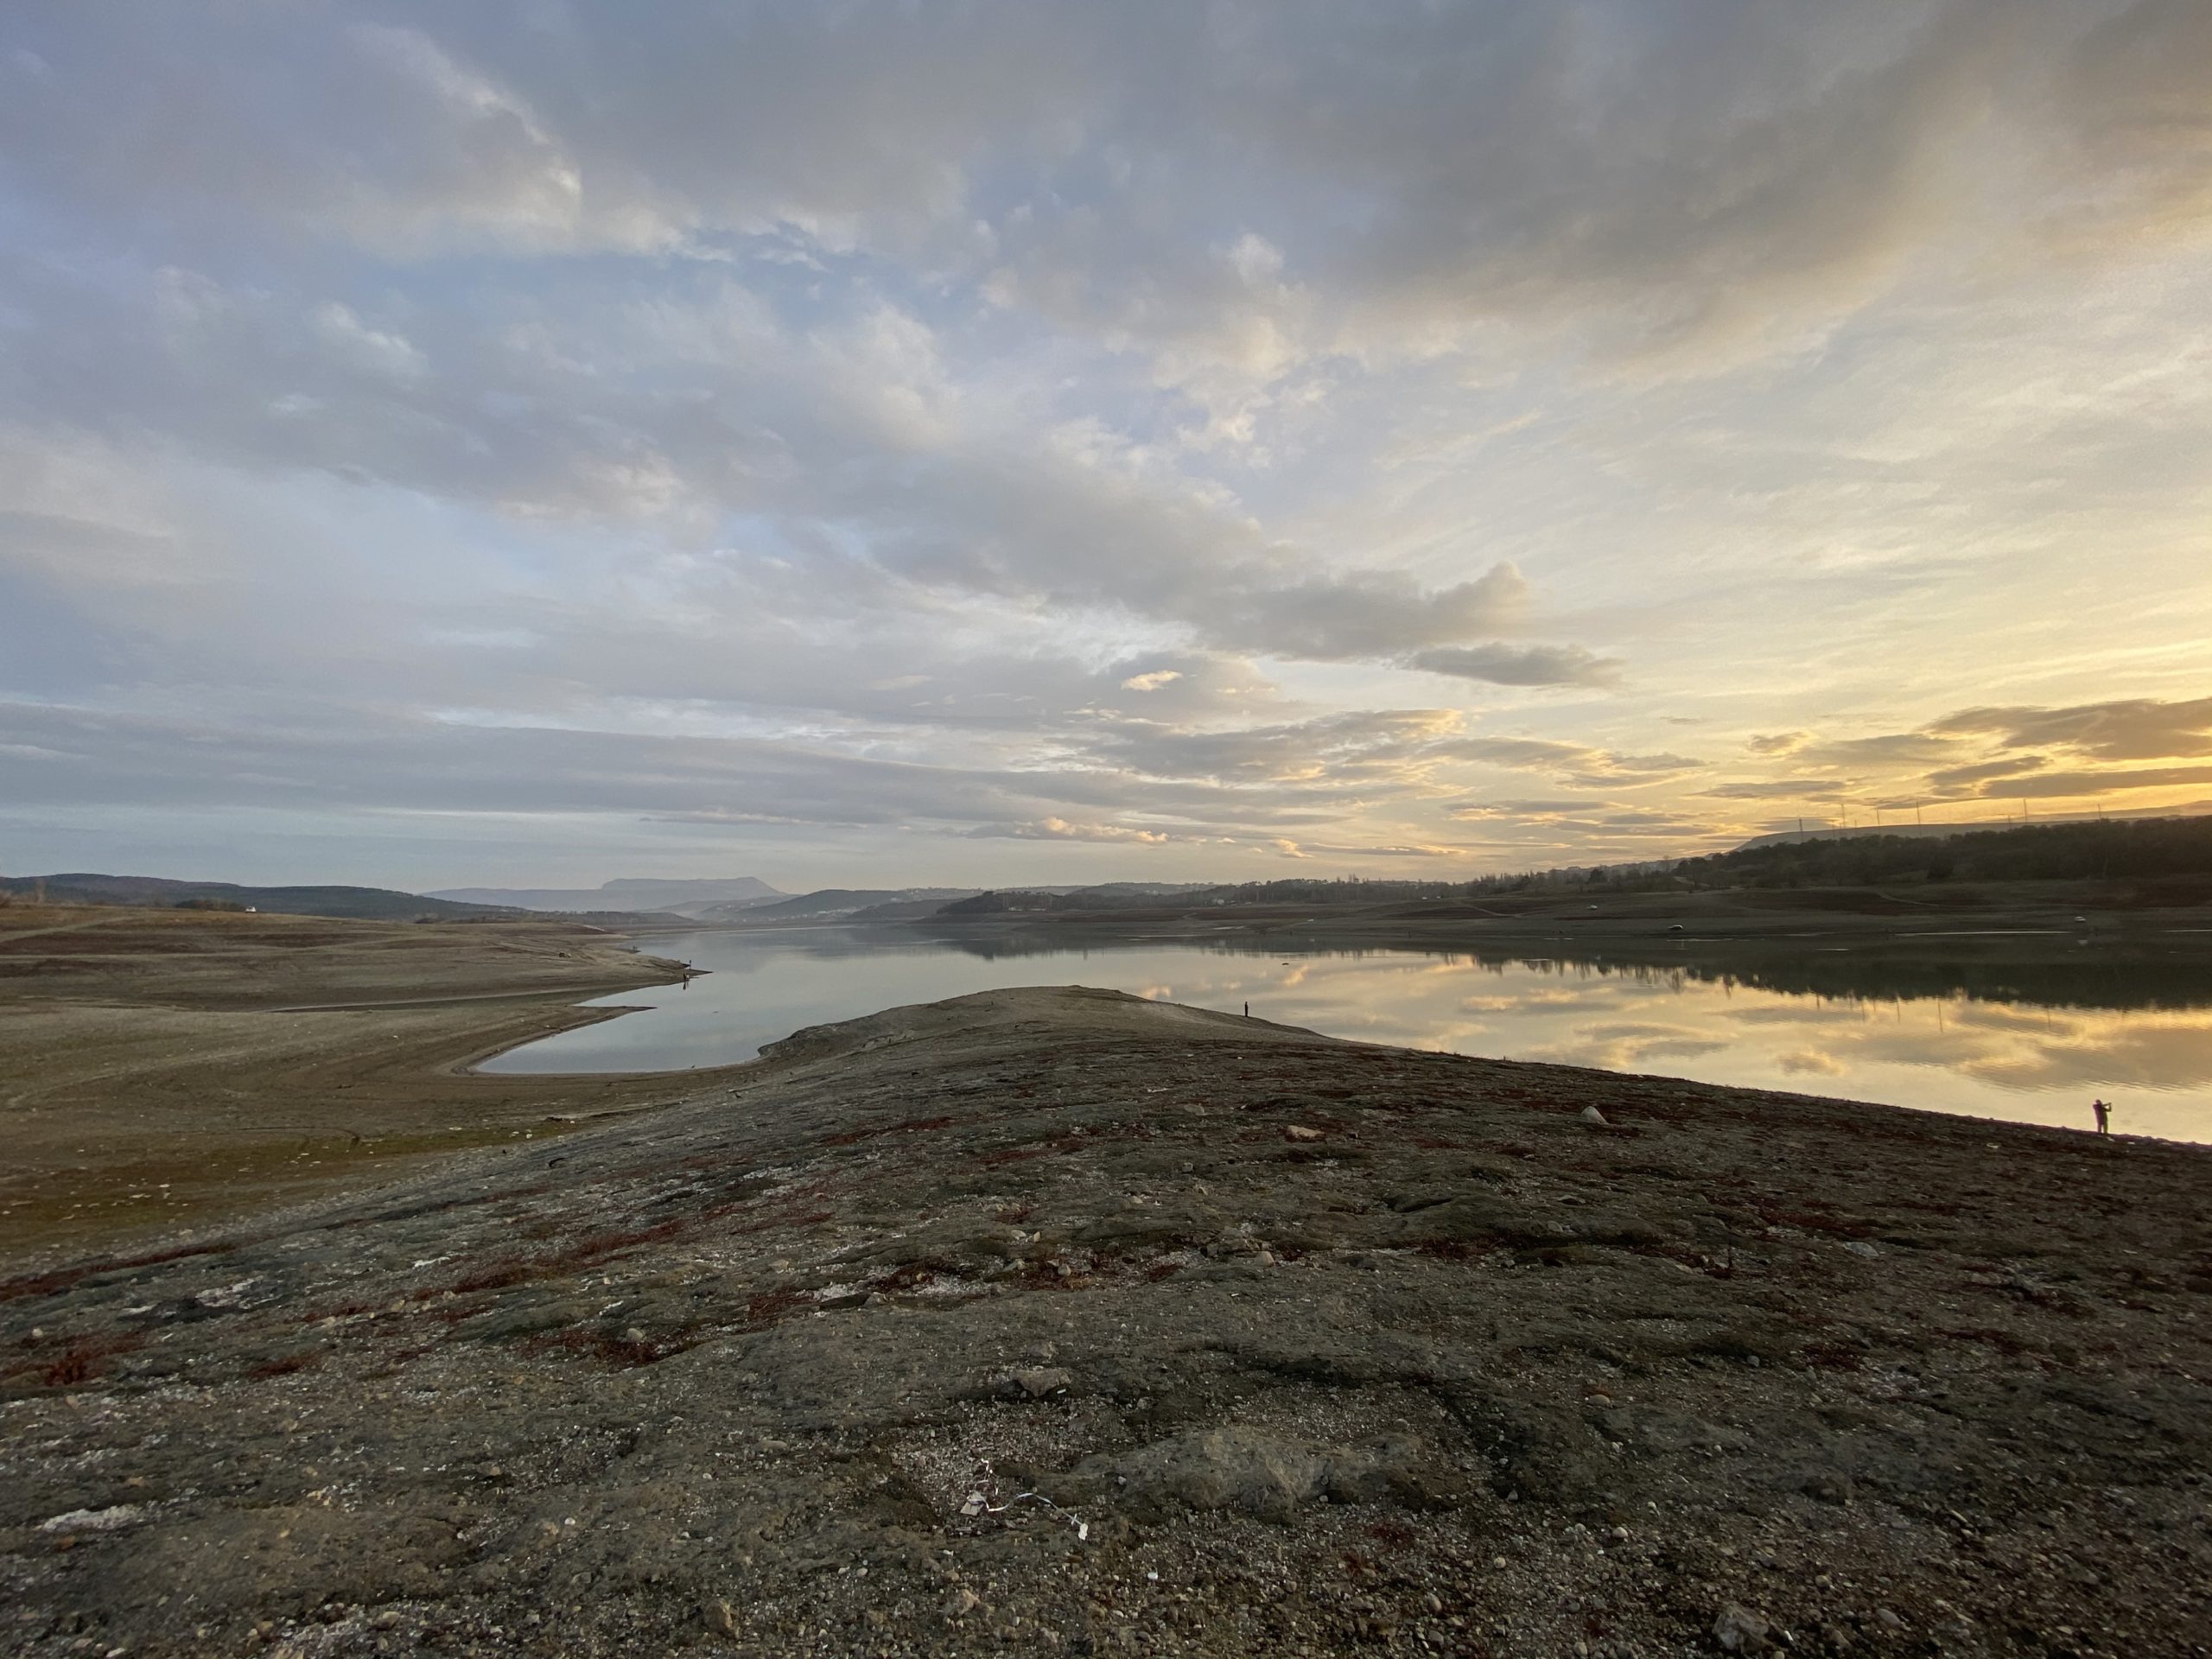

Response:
(4, 982), (2207, 1658)
(0, 906), (690, 1258)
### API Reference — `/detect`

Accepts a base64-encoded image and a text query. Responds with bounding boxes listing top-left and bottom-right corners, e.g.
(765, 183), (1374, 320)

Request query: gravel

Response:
(3, 985), (2208, 1657)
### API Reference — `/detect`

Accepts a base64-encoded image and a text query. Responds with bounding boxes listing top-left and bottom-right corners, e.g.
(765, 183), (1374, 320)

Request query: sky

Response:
(3, 1), (2210, 893)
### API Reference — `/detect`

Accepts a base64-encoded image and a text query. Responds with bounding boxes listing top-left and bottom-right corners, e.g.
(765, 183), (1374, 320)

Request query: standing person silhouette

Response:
(2092, 1098), (2111, 1135)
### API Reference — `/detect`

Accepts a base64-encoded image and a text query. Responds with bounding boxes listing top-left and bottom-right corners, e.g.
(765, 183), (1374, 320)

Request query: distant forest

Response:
(1677, 816), (2212, 889)
(938, 815), (2212, 914)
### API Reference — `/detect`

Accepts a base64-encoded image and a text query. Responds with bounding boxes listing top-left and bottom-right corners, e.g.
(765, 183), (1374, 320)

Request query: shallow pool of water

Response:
(480, 925), (2212, 1142)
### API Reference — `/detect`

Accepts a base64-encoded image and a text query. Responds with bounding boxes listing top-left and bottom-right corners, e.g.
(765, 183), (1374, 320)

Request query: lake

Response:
(479, 925), (2212, 1143)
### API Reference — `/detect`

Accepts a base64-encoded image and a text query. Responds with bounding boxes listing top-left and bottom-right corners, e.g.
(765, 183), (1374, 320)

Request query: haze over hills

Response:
(0, 873), (525, 923)
(690, 887), (977, 924)
(915, 815), (2212, 919)
(702, 881), (1221, 925)
(423, 877), (784, 915)
(16, 819), (2209, 931)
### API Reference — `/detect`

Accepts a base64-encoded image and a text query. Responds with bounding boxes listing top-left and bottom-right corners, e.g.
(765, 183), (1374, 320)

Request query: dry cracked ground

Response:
(3, 987), (2209, 1659)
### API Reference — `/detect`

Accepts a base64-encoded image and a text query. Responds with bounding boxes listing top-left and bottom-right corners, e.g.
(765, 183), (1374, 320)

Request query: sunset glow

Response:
(3, 3), (2209, 886)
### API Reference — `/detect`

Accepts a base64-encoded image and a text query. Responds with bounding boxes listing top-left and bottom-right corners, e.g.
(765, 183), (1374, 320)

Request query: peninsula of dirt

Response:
(0, 905), (692, 1258)
(5, 985), (2208, 1658)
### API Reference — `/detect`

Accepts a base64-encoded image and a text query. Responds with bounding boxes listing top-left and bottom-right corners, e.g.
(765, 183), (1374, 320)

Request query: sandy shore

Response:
(3, 979), (2207, 1657)
(0, 906), (693, 1260)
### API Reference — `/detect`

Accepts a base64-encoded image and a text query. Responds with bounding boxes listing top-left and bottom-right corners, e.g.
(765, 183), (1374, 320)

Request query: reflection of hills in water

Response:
(895, 925), (2212, 1013)
(502, 923), (2212, 1136)
(1464, 948), (2212, 1014)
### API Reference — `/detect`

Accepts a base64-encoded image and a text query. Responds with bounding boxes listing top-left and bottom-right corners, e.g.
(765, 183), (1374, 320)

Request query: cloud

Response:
(1433, 737), (1592, 770)
(8, 3), (2192, 385)
(1796, 733), (1961, 767)
(1987, 765), (2212, 799)
(1592, 753), (1705, 777)
(0, 696), (1354, 846)
(1427, 737), (1706, 790)
(1928, 696), (2212, 761)
(1447, 798), (1602, 820)
(2, 252), (1589, 671)
(1685, 698), (2212, 814)
(2, 6), (2208, 881)
(1748, 732), (1812, 755)
(309, 301), (428, 380)
(1407, 642), (1622, 688)
(1445, 798), (1714, 842)
(1925, 755), (2050, 791)
(1699, 779), (1861, 801)
(1217, 563), (1531, 660)
(969, 818), (1173, 844)
(1270, 841), (1479, 861)
(1093, 709), (1462, 786)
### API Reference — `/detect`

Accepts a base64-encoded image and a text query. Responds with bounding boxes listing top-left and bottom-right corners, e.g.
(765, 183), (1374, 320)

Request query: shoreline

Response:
(10, 901), (2203, 1268)
(0, 905), (702, 1263)
(3, 986), (2207, 1656)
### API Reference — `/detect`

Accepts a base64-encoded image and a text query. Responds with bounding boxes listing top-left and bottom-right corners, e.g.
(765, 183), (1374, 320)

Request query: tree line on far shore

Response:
(936, 814), (2212, 914)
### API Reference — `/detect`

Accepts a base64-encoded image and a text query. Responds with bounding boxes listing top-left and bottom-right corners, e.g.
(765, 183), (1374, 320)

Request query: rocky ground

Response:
(3, 985), (2209, 1658)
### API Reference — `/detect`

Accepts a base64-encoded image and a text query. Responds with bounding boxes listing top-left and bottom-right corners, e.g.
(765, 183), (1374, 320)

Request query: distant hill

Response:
(919, 819), (2212, 918)
(1736, 804), (2212, 851)
(0, 873), (528, 923)
(1693, 815), (2212, 887)
(1053, 882), (1217, 899)
(702, 887), (982, 923)
(843, 897), (980, 922)
(423, 876), (783, 914)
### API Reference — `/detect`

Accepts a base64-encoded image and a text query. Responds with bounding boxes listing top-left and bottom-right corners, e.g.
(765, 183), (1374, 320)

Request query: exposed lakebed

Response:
(480, 925), (2212, 1141)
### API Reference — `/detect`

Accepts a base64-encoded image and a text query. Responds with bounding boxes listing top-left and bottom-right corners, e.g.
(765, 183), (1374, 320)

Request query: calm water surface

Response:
(480, 926), (2212, 1142)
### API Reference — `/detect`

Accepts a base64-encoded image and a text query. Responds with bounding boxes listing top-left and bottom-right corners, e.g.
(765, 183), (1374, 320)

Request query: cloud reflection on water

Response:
(485, 929), (2212, 1142)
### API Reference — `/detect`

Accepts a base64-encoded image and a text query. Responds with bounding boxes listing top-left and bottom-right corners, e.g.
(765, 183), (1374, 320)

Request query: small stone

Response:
(1874, 1608), (1903, 1630)
(1255, 1250), (1274, 1267)
(1284, 1125), (1324, 1141)
(1580, 1106), (1610, 1127)
(1713, 1604), (1772, 1653)
(702, 1598), (739, 1637)
(946, 1588), (982, 1618)
(1014, 1366), (1074, 1399)
(39, 1505), (146, 1535)
(623, 1326), (646, 1345)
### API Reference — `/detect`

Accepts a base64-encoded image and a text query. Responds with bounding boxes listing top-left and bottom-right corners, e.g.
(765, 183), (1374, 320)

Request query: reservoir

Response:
(480, 925), (2212, 1143)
